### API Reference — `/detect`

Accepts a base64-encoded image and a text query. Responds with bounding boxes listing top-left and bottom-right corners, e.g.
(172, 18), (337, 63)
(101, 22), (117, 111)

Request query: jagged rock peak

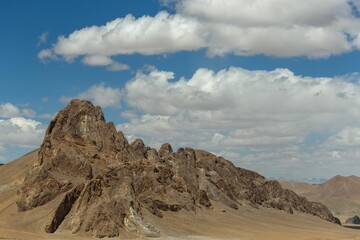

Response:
(47, 99), (105, 137)
(17, 99), (340, 239)
(159, 143), (173, 158)
(41, 99), (129, 155)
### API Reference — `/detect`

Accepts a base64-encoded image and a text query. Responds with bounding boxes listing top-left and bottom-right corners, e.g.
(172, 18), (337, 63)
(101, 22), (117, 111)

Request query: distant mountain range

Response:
(270, 177), (328, 185)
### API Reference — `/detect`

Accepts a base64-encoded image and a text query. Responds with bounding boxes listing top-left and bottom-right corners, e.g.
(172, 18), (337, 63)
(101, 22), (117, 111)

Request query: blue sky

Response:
(2, 0), (360, 179)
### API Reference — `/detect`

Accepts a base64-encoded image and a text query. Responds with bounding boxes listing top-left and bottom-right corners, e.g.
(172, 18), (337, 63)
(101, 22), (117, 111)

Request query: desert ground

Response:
(0, 151), (360, 240)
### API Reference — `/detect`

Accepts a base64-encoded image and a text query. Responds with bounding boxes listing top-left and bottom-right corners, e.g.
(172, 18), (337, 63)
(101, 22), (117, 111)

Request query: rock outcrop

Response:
(345, 215), (360, 224)
(17, 99), (340, 238)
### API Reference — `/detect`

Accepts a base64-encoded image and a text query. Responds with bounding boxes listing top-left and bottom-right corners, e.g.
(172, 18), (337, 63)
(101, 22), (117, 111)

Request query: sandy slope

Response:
(1, 152), (360, 240)
(278, 181), (318, 195)
(314, 175), (360, 199)
(280, 177), (360, 222)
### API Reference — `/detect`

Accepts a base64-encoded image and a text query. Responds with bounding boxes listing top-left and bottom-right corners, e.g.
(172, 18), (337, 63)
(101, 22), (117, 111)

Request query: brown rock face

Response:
(17, 99), (340, 238)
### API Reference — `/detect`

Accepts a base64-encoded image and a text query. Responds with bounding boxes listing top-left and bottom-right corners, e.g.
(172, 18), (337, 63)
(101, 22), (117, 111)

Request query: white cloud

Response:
(0, 117), (45, 148)
(61, 83), (122, 108)
(39, 11), (205, 67)
(39, 0), (360, 63)
(124, 67), (359, 123)
(107, 62), (130, 71)
(0, 103), (20, 118)
(177, 0), (358, 57)
(112, 67), (360, 177)
(82, 55), (129, 71)
(0, 103), (38, 119)
(38, 49), (58, 62)
(177, 0), (349, 26)
(82, 55), (113, 66)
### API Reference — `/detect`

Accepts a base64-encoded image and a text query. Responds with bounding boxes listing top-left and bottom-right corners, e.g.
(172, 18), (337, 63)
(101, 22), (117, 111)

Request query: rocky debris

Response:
(345, 215), (360, 224)
(17, 99), (340, 238)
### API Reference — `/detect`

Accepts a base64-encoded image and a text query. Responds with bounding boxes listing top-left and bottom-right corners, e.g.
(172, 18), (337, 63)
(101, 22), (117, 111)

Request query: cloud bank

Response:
(120, 67), (360, 148)
(111, 67), (360, 178)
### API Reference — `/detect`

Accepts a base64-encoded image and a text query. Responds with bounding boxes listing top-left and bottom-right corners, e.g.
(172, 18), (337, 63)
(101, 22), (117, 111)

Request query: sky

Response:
(2, 0), (360, 179)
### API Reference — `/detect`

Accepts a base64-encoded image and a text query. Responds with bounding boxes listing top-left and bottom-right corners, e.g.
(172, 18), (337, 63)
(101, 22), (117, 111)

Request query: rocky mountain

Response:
(17, 99), (340, 238)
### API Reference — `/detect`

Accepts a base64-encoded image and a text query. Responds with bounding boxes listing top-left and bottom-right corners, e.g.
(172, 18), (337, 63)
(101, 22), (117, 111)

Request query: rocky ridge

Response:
(17, 99), (340, 238)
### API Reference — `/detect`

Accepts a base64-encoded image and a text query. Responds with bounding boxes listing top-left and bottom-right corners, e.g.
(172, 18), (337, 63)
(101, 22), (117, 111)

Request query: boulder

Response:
(345, 215), (360, 224)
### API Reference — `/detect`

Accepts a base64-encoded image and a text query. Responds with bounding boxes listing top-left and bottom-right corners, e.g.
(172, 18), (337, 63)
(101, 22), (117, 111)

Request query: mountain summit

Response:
(17, 99), (339, 238)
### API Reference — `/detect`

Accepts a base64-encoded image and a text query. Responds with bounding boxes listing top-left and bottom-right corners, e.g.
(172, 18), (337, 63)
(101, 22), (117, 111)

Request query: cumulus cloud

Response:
(61, 83), (122, 108)
(112, 67), (360, 177)
(39, 0), (360, 65)
(0, 117), (45, 148)
(38, 49), (58, 62)
(39, 11), (205, 67)
(82, 55), (129, 71)
(0, 103), (21, 118)
(177, 0), (359, 57)
(0, 103), (37, 118)
(178, 0), (349, 26)
(82, 55), (113, 66)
